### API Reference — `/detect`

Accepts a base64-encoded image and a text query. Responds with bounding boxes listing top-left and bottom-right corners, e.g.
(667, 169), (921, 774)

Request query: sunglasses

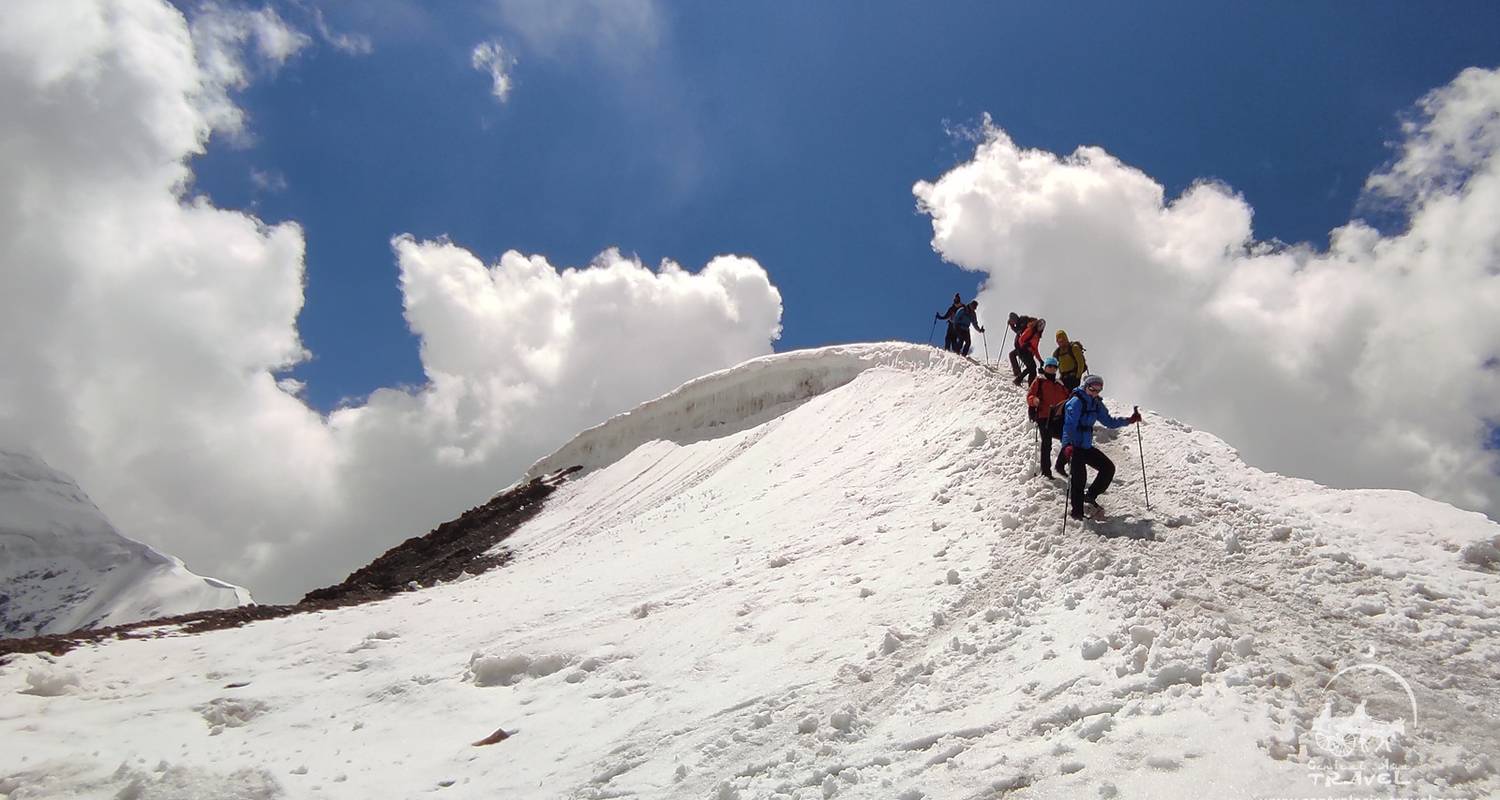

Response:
(1085, 384), (1103, 393)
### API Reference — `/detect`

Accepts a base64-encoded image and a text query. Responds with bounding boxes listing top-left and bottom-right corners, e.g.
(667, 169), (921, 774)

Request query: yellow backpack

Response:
(1058, 341), (1087, 374)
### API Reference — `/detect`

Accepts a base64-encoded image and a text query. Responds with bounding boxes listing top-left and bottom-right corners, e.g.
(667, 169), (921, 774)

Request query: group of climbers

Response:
(935, 294), (985, 357)
(1005, 315), (1090, 391)
(940, 294), (1140, 522)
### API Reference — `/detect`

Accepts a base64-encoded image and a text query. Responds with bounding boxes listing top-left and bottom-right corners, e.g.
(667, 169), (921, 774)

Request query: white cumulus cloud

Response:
(916, 68), (1500, 518)
(470, 39), (516, 102)
(0, 0), (782, 601)
(187, 1), (312, 137)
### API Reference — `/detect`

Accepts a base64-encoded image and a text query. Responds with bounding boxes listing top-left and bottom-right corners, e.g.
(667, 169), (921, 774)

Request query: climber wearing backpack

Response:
(1006, 313), (1035, 381)
(1060, 374), (1141, 519)
(1027, 357), (1071, 480)
(1010, 317), (1045, 386)
(951, 300), (985, 357)
(935, 293), (964, 353)
(1053, 329), (1088, 391)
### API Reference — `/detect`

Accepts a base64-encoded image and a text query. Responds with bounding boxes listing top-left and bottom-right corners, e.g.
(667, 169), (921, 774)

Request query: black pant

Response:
(1061, 371), (1081, 391)
(1039, 417), (1064, 476)
(1010, 349), (1036, 382)
(943, 324), (957, 353)
(958, 328), (973, 356)
(1069, 446), (1115, 514)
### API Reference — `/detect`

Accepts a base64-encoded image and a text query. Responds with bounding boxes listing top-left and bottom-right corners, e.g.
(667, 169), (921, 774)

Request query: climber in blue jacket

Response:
(1060, 374), (1140, 519)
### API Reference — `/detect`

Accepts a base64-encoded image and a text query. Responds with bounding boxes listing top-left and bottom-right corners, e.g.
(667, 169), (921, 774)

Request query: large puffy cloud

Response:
(916, 69), (1500, 517)
(0, 0), (781, 601)
(294, 241), (781, 596)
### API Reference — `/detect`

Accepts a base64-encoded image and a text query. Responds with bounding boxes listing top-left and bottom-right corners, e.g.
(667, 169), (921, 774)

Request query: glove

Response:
(935, 313), (941, 319)
(977, 326), (985, 333)
(1061, 445), (1074, 461)
(1128, 406), (1142, 424)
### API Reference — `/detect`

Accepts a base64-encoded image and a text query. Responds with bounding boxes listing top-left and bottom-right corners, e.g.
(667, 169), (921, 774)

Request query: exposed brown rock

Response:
(472, 727), (511, 746)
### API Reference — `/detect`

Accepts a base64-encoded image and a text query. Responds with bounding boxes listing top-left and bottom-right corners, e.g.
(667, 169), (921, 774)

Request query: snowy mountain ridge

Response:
(0, 447), (251, 638)
(524, 344), (937, 480)
(2, 343), (1498, 799)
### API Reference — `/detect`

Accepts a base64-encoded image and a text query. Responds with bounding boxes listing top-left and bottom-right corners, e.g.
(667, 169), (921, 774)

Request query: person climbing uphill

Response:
(951, 300), (984, 357)
(1006, 313), (1031, 350)
(935, 293), (964, 353)
(1027, 357), (1071, 480)
(1060, 374), (1141, 520)
(1011, 317), (1045, 385)
(1053, 329), (1088, 391)
(1007, 312), (1034, 380)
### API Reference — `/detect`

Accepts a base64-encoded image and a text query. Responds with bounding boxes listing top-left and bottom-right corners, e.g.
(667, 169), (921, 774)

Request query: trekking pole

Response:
(982, 330), (990, 363)
(1134, 406), (1151, 513)
(1000, 329), (1010, 367)
(1059, 485), (1070, 534)
(928, 318), (937, 346)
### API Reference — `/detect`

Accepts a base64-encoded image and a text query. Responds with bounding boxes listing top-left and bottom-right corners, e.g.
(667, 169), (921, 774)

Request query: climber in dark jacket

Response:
(1010, 317), (1045, 385)
(935, 293), (964, 353)
(950, 300), (984, 357)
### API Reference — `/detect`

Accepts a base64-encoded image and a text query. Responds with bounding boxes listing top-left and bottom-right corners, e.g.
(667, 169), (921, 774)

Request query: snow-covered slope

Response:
(2, 343), (1498, 799)
(0, 447), (251, 638)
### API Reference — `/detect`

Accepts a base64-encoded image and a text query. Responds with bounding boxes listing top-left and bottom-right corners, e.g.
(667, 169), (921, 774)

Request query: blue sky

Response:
(191, 1), (1500, 412)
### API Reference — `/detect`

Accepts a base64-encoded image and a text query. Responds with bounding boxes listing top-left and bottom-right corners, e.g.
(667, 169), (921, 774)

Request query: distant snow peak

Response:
(0, 447), (250, 638)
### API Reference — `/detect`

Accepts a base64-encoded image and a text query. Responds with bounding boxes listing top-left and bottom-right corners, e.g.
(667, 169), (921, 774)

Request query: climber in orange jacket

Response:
(1027, 357), (1072, 479)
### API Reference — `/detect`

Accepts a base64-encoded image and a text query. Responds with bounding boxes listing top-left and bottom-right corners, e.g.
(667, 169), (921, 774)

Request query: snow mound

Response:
(0, 447), (251, 638)
(2, 344), (1497, 799)
(524, 343), (950, 479)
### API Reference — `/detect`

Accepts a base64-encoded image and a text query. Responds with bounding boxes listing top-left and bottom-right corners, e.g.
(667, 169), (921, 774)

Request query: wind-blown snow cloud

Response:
(916, 68), (1500, 517)
(470, 39), (516, 102)
(0, 0), (782, 601)
(308, 5), (373, 56)
(491, 0), (662, 61)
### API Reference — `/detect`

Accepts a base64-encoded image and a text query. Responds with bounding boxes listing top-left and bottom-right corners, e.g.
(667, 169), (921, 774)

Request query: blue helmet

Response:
(1042, 357), (1059, 368)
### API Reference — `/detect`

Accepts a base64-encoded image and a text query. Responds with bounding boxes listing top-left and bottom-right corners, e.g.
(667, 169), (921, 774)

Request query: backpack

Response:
(1068, 341), (1087, 373)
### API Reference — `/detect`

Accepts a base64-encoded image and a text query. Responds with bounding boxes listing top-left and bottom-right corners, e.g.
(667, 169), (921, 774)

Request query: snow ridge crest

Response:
(524, 343), (950, 480)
